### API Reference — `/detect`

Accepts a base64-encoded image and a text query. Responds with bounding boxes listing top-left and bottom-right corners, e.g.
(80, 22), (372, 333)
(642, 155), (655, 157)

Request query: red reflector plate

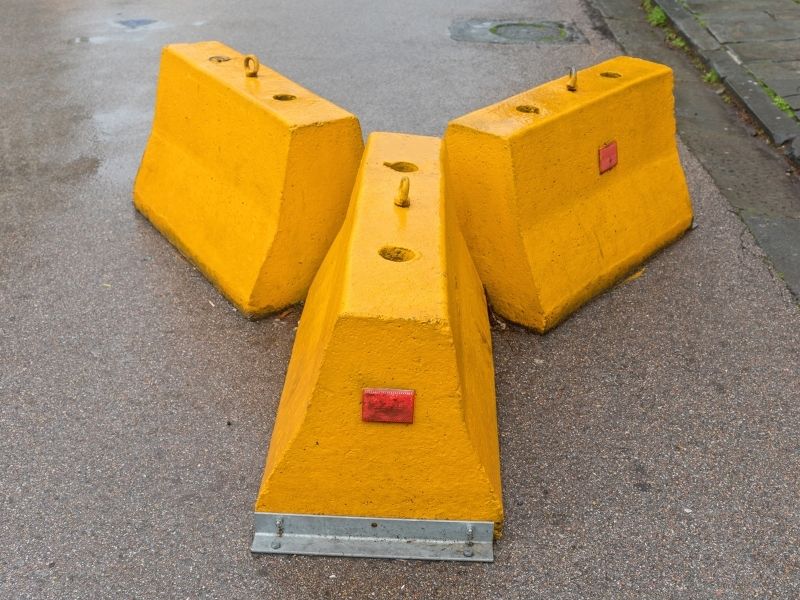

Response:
(362, 388), (415, 423)
(599, 141), (618, 174)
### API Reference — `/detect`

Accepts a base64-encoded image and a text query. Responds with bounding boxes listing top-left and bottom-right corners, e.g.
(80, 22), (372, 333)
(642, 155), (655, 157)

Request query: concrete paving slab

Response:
(687, 0), (800, 19)
(686, 0), (784, 9)
(2, 0), (799, 598)
(747, 60), (800, 99)
(727, 39), (800, 62)
(703, 12), (800, 45)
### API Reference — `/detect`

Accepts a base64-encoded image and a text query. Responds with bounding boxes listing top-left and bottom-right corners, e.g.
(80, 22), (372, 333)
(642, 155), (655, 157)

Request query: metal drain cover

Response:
(450, 19), (586, 44)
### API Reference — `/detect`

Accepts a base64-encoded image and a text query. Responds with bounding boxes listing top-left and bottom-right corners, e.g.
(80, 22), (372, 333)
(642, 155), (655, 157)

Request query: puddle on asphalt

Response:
(68, 19), (174, 45)
(68, 18), (206, 45)
(110, 18), (172, 32)
(115, 19), (158, 30)
(92, 107), (151, 138)
(69, 36), (111, 45)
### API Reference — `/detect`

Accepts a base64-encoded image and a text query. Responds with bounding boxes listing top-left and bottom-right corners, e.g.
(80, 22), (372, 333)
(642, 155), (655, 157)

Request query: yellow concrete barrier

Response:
(134, 41), (363, 317)
(252, 133), (503, 561)
(443, 56), (693, 332)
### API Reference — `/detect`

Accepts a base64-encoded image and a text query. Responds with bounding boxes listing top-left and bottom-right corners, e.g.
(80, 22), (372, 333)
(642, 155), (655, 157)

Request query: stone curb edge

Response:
(652, 0), (800, 164)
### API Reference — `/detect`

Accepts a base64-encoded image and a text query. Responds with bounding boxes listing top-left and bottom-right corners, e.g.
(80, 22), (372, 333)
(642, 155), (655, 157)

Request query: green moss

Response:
(669, 35), (688, 49)
(703, 69), (721, 84)
(761, 83), (795, 117)
(645, 3), (668, 27)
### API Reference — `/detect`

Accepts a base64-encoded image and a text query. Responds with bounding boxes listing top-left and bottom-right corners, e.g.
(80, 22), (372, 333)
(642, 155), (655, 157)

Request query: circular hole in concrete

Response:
(601, 71), (622, 78)
(383, 161), (418, 173)
(516, 105), (540, 114)
(208, 55), (231, 63)
(273, 94), (297, 101)
(379, 246), (416, 262)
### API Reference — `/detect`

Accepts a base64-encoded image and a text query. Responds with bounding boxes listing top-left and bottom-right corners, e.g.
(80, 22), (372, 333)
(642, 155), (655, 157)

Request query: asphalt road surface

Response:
(2, 0), (798, 598)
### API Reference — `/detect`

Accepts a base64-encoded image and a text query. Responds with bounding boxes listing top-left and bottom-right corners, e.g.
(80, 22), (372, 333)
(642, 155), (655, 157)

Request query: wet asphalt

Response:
(1, 0), (799, 598)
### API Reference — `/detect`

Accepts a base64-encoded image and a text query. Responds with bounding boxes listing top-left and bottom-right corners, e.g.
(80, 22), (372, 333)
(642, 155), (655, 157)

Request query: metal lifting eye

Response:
(394, 176), (410, 208)
(567, 66), (577, 92)
(244, 54), (260, 77)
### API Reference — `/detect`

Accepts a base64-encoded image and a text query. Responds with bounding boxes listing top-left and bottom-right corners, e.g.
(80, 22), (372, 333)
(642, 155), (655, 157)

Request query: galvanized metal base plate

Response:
(251, 512), (494, 562)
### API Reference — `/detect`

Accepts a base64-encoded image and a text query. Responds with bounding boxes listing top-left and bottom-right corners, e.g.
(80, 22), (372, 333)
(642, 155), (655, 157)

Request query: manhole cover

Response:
(450, 19), (586, 44)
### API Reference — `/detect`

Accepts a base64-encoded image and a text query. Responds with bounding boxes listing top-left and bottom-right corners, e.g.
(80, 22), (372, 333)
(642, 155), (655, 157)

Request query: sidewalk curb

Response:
(652, 0), (800, 161)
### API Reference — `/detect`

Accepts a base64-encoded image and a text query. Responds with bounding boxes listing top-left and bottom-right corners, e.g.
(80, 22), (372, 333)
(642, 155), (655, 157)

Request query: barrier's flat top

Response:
(166, 40), (358, 129)
(448, 56), (672, 138)
(341, 132), (451, 323)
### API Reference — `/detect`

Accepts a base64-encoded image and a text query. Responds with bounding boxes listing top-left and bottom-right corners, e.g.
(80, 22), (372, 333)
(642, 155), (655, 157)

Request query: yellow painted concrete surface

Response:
(255, 133), (503, 533)
(443, 56), (693, 332)
(133, 41), (363, 317)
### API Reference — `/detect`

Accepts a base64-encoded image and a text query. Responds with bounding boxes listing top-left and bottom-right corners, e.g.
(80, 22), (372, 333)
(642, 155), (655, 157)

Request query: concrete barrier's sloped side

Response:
(255, 133), (503, 540)
(133, 41), (363, 317)
(444, 56), (693, 332)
